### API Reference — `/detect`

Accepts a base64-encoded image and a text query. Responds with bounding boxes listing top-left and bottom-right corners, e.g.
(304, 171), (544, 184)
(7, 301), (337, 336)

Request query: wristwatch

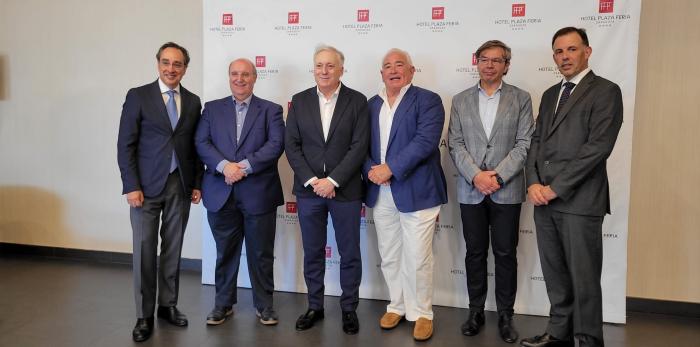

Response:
(496, 174), (504, 187)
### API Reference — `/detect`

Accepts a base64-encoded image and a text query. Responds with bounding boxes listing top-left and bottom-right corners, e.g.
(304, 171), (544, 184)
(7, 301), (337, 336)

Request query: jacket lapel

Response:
(387, 85), (416, 148)
(221, 97), (238, 147)
(488, 83), (512, 142)
(549, 72), (596, 136)
(370, 97), (383, 159)
(468, 86), (489, 144)
(326, 84), (350, 143)
(147, 81), (174, 133)
(236, 95), (260, 149)
(306, 88), (325, 143)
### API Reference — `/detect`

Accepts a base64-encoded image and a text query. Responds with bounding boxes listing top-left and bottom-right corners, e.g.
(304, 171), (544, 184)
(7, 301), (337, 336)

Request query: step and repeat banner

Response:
(201, 0), (640, 323)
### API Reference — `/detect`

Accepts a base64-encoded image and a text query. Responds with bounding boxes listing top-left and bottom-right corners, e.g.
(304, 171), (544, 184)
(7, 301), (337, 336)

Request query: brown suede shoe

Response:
(380, 312), (403, 329)
(413, 317), (433, 341)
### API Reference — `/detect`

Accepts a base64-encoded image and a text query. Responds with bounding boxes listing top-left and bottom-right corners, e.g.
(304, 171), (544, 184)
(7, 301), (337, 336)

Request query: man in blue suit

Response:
(364, 48), (448, 341)
(285, 45), (369, 335)
(117, 42), (203, 342)
(195, 58), (285, 327)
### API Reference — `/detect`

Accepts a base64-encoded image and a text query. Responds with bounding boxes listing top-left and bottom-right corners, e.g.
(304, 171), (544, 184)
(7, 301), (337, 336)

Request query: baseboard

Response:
(0, 242), (202, 271)
(627, 297), (700, 318)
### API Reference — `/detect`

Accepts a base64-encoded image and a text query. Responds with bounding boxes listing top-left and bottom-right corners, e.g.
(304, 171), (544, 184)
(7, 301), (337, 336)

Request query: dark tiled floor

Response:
(0, 256), (698, 347)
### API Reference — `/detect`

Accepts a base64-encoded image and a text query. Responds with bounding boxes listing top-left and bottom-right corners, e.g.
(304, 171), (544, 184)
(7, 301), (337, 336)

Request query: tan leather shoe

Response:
(379, 312), (403, 329)
(413, 317), (433, 341)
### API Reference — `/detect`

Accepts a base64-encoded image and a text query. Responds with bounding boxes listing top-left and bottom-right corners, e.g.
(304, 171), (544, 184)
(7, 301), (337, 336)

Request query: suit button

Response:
(544, 160), (550, 165)
(487, 145), (492, 149)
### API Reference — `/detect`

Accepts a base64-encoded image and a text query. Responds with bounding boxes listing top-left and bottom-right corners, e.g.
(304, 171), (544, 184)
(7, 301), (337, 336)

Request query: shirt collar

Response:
(158, 78), (181, 94)
(232, 94), (253, 106)
(477, 81), (503, 94)
(379, 83), (412, 102)
(317, 83), (342, 101)
(562, 67), (591, 85)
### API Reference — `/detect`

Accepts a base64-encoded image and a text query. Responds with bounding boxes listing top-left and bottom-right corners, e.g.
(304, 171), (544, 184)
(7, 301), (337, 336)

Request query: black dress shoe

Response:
(498, 313), (519, 343)
(295, 308), (324, 331)
(132, 317), (154, 342)
(157, 306), (188, 327)
(206, 306), (233, 325)
(461, 310), (485, 336)
(342, 311), (359, 335)
(520, 333), (574, 347)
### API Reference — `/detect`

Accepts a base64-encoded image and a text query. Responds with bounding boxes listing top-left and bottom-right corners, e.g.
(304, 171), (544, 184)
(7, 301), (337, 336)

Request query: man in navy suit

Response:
(364, 48), (448, 341)
(117, 42), (203, 342)
(285, 45), (369, 335)
(195, 58), (285, 327)
(521, 27), (623, 347)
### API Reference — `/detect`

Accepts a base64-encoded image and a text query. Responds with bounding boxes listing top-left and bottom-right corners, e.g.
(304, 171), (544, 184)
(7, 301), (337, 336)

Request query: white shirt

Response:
(378, 84), (411, 164)
(317, 83), (342, 141)
(158, 78), (181, 118)
(556, 67), (591, 113)
(477, 81), (502, 139)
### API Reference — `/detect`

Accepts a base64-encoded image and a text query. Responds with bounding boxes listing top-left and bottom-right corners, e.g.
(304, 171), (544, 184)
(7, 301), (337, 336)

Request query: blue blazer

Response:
(117, 80), (203, 197)
(195, 94), (285, 214)
(364, 85), (448, 213)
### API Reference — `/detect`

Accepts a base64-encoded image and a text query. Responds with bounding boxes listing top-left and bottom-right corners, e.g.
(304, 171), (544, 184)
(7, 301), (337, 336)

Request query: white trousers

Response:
(373, 186), (440, 321)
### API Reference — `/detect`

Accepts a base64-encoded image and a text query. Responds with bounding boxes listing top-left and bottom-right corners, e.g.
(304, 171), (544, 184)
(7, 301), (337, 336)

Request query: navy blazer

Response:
(117, 80), (203, 198)
(195, 94), (285, 214)
(285, 84), (369, 202)
(364, 85), (448, 212)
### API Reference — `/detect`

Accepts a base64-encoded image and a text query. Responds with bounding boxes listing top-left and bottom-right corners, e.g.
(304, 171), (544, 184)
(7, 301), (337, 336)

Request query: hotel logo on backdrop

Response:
(417, 6), (460, 33)
(581, 0), (631, 28)
(456, 52), (479, 79)
(342, 9), (384, 35)
(278, 201), (299, 225)
(494, 2), (542, 31)
(253, 55), (279, 80)
(274, 10), (313, 36)
(209, 12), (245, 37)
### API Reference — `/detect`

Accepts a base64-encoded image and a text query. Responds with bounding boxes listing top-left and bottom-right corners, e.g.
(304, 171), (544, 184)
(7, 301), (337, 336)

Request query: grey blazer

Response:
(448, 82), (534, 204)
(525, 71), (623, 216)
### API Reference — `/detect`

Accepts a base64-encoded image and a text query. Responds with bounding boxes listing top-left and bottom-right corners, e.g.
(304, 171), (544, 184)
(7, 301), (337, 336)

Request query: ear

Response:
(585, 46), (593, 59)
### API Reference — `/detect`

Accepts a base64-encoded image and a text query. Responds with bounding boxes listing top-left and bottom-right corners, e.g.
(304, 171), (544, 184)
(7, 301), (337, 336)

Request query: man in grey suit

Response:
(448, 40), (534, 344)
(520, 28), (623, 347)
(117, 42), (203, 342)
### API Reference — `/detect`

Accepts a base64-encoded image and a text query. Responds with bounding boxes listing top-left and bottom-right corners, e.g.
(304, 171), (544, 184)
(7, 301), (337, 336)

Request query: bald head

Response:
(229, 58), (257, 101)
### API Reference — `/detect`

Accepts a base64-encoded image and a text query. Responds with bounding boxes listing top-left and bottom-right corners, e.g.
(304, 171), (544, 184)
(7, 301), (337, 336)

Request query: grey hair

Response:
(229, 58), (257, 76)
(313, 44), (345, 66)
(381, 48), (414, 68)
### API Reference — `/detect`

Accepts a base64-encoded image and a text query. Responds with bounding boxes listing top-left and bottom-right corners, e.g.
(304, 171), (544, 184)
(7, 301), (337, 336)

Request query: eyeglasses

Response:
(160, 60), (185, 70)
(477, 57), (507, 65)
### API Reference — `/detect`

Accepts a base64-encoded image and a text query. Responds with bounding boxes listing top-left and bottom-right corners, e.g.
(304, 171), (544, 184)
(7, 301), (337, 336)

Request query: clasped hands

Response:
(311, 178), (336, 199)
(223, 162), (248, 185)
(367, 164), (393, 186)
(527, 183), (558, 206)
(473, 170), (501, 195)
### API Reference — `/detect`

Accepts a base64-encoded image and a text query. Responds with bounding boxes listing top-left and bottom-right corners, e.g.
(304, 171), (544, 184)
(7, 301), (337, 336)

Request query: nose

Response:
(321, 66), (329, 74)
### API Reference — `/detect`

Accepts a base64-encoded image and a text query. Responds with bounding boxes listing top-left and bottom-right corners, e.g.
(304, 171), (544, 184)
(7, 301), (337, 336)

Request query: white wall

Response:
(0, 0), (205, 259)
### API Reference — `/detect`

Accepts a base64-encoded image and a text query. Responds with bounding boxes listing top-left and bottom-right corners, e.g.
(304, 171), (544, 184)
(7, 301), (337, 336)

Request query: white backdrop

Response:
(201, 0), (640, 324)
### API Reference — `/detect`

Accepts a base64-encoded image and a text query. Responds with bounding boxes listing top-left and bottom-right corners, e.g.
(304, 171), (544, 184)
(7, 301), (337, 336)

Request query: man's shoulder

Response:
(502, 82), (532, 99)
(252, 95), (282, 110)
(292, 86), (317, 100)
(340, 84), (367, 101)
(203, 95), (231, 109)
(453, 85), (477, 101)
(411, 85), (441, 100)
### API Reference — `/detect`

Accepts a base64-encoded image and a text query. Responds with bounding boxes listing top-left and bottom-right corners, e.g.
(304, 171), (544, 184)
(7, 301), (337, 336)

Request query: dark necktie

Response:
(553, 81), (575, 125)
(165, 90), (179, 172)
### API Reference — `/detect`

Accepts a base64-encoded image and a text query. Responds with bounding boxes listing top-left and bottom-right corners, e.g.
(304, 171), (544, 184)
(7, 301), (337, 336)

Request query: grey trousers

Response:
(130, 171), (190, 318)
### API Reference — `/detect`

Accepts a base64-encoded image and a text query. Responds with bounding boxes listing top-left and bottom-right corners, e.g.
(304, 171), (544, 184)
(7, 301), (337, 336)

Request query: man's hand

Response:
(126, 190), (144, 208)
(528, 184), (552, 206)
(191, 189), (202, 204)
(368, 164), (393, 186)
(542, 185), (558, 201)
(311, 178), (336, 199)
(473, 171), (501, 195)
(223, 162), (246, 185)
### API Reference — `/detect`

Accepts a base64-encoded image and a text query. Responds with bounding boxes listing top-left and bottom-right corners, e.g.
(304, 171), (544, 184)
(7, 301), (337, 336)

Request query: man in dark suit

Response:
(520, 27), (623, 347)
(285, 45), (369, 335)
(364, 48), (447, 341)
(449, 40), (534, 344)
(117, 42), (203, 342)
(195, 58), (285, 327)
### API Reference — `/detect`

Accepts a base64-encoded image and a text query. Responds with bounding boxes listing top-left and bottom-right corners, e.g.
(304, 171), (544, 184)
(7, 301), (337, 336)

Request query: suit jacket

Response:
(285, 84), (369, 201)
(364, 85), (448, 212)
(448, 82), (534, 205)
(195, 94), (285, 214)
(117, 80), (203, 198)
(525, 71), (623, 216)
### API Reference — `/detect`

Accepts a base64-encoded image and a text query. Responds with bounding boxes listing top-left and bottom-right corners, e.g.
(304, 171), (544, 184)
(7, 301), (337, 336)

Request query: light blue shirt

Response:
(477, 81), (502, 139)
(216, 94), (253, 175)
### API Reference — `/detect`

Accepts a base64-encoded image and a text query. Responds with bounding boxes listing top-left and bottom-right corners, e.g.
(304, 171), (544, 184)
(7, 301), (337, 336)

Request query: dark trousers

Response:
(460, 196), (521, 315)
(296, 196), (362, 312)
(130, 171), (190, 318)
(534, 206), (604, 347)
(207, 188), (277, 311)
